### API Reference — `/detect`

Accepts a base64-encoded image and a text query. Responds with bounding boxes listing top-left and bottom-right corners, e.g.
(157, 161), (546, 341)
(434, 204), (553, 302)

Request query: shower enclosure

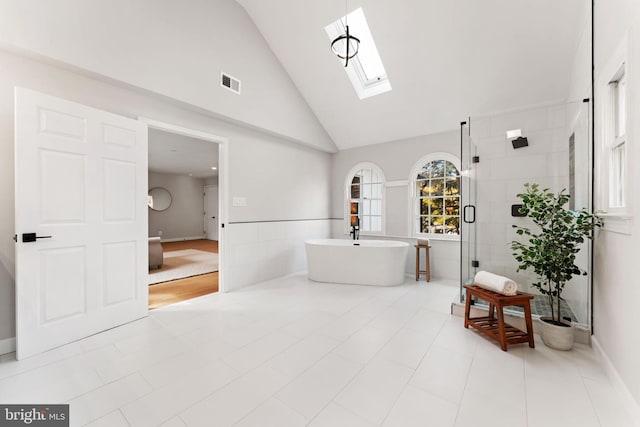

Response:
(459, 101), (594, 330)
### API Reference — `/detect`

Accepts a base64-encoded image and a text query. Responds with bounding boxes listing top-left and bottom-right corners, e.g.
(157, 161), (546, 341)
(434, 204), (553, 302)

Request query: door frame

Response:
(140, 117), (229, 293)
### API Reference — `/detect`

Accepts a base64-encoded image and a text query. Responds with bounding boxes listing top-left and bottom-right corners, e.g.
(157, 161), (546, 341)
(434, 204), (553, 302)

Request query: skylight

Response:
(325, 8), (392, 99)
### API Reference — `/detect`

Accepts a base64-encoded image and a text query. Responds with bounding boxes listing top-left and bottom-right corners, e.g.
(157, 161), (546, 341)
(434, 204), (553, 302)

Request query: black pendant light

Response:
(331, 1), (360, 67)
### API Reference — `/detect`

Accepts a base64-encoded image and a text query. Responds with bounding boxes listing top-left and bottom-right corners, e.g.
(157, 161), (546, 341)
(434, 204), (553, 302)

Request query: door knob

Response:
(22, 233), (52, 243)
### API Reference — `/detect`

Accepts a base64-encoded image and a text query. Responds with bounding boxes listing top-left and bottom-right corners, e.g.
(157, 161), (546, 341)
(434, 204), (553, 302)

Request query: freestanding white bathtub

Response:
(305, 239), (409, 286)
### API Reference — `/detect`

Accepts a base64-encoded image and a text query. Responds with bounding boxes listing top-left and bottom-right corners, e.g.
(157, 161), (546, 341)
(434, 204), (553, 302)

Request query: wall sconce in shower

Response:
(506, 129), (529, 149)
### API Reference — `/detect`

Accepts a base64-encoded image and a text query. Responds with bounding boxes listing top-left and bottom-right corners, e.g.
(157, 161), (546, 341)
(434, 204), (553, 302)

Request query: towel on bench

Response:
(474, 271), (518, 296)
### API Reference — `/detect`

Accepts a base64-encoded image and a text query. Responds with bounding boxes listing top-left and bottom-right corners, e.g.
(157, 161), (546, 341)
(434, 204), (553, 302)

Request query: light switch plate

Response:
(232, 196), (247, 207)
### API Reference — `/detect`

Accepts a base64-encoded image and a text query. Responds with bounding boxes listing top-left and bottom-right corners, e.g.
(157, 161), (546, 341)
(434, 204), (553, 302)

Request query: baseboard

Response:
(159, 235), (206, 243)
(0, 337), (16, 355)
(592, 336), (640, 426)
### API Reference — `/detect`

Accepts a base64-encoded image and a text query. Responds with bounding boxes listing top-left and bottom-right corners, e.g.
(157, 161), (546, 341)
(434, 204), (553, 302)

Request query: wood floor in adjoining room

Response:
(148, 239), (219, 310)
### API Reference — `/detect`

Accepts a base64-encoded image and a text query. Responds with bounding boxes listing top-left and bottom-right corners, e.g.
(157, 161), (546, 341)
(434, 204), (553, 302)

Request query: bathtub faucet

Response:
(350, 224), (360, 240)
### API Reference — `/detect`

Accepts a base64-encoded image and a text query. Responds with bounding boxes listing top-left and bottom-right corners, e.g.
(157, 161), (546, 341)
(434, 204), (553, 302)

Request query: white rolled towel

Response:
(474, 271), (518, 296)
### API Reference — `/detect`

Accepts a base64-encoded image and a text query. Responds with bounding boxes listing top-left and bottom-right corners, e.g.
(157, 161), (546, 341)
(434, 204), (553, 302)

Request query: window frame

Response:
(408, 153), (462, 241)
(596, 34), (632, 234)
(344, 162), (386, 236)
(607, 67), (626, 210)
(325, 7), (392, 99)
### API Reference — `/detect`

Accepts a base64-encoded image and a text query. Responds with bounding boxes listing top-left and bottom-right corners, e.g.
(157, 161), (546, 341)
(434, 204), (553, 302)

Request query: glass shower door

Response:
(458, 102), (593, 330)
(459, 120), (478, 301)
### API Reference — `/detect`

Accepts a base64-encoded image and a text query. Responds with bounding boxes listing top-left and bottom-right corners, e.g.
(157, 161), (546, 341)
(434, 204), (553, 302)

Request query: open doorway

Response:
(146, 126), (222, 309)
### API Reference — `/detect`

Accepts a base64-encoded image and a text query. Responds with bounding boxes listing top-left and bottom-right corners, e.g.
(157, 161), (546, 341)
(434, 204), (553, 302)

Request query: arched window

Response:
(345, 163), (385, 234)
(410, 153), (461, 237)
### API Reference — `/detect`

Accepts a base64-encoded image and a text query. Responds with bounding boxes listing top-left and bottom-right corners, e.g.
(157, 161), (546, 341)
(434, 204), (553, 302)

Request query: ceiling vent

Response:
(221, 72), (241, 94)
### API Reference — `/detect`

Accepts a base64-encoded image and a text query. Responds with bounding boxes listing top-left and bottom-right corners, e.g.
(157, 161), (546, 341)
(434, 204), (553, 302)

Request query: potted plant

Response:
(511, 183), (601, 350)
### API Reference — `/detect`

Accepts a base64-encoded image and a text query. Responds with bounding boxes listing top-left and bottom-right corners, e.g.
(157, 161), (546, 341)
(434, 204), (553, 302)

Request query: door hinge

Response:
(471, 260), (480, 268)
(13, 234), (17, 242)
(472, 156), (480, 163)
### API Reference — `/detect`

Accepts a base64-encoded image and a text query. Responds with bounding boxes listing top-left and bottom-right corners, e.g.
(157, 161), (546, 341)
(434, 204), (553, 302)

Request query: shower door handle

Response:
(463, 205), (476, 224)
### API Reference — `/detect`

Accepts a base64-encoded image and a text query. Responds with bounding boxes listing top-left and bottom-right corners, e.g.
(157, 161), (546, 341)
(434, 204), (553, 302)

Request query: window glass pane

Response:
(445, 197), (460, 216)
(350, 184), (360, 199)
(420, 198), (430, 215)
(350, 201), (359, 216)
(363, 200), (371, 215)
(416, 167), (430, 180)
(363, 216), (371, 230)
(350, 215), (359, 227)
(431, 216), (444, 234)
(445, 161), (459, 177)
(429, 179), (444, 195)
(445, 216), (460, 234)
(430, 160), (445, 178)
(362, 184), (372, 199)
(431, 198), (443, 215)
(611, 142), (625, 207)
(419, 216), (429, 234)
(416, 180), (428, 195)
(371, 200), (381, 215)
(372, 183), (382, 199)
(371, 170), (380, 184)
(615, 75), (626, 138)
(361, 168), (372, 185)
(351, 174), (361, 185)
(445, 178), (460, 196)
(370, 216), (381, 231)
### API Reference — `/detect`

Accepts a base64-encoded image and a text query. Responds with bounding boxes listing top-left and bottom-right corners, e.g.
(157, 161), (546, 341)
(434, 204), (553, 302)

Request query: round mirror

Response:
(148, 187), (172, 211)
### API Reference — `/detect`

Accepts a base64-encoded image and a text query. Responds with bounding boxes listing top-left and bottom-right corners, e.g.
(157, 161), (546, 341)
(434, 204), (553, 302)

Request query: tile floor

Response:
(0, 274), (633, 427)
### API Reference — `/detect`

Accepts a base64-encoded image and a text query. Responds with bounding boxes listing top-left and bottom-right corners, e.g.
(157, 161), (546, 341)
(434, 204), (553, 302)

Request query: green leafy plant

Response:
(511, 183), (602, 325)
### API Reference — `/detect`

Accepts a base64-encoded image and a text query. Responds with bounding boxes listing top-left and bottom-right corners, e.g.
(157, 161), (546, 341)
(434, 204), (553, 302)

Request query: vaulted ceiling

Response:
(237, 0), (588, 150)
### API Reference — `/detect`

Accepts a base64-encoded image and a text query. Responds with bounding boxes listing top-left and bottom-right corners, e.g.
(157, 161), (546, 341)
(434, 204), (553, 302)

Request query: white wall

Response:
(0, 0), (336, 153)
(204, 177), (219, 187)
(0, 49), (332, 346)
(225, 220), (331, 286)
(568, 5), (592, 105)
(592, 0), (640, 413)
(225, 126), (333, 288)
(148, 173), (206, 241)
(330, 131), (460, 282)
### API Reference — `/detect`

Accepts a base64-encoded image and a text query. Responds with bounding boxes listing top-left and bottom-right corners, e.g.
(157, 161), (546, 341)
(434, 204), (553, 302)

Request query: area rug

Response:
(148, 249), (219, 285)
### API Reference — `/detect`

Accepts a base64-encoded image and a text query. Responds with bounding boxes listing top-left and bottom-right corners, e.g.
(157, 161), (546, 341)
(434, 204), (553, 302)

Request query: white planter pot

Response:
(540, 316), (573, 350)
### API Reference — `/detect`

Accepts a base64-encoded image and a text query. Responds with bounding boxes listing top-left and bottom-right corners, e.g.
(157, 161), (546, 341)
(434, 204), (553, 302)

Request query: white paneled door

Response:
(205, 186), (218, 241)
(14, 88), (148, 360)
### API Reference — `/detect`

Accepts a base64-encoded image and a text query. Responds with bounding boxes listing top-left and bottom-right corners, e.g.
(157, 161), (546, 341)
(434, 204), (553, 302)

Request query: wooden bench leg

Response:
(523, 302), (535, 348)
(464, 294), (472, 328)
(415, 247), (419, 281)
(495, 304), (508, 351)
(488, 303), (495, 319)
(425, 246), (431, 282)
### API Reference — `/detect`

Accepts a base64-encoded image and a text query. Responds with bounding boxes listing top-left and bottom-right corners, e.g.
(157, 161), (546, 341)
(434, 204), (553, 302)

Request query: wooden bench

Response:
(463, 284), (535, 351)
